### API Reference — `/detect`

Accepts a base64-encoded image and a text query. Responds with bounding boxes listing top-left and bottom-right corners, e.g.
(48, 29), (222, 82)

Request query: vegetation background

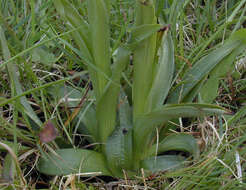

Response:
(0, 0), (246, 189)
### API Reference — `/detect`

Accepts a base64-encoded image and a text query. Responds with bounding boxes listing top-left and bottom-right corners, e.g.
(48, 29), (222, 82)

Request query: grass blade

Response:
(0, 26), (42, 127)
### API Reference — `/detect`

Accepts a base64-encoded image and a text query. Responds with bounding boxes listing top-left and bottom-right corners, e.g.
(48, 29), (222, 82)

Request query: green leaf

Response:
(31, 47), (57, 65)
(141, 155), (185, 174)
(37, 149), (111, 176)
(147, 133), (199, 159)
(134, 103), (227, 160)
(96, 47), (130, 144)
(77, 103), (99, 143)
(146, 30), (174, 111)
(127, 24), (161, 49)
(200, 40), (246, 103)
(200, 77), (220, 103)
(87, 0), (111, 100)
(119, 91), (132, 127)
(133, 1), (157, 118)
(105, 127), (133, 177)
(226, 106), (246, 126)
(168, 29), (246, 103)
(105, 93), (133, 177)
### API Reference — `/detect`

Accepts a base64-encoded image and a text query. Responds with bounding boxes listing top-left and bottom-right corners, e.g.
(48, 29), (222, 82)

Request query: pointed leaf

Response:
(148, 133), (199, 159)
(87, 0), (111, 99)
(127, 24), (161, 49)
(105, 127), (133, 177)
(133, 1), (157, 118)
(134, 103), (227, 161)
(96, 47), (130, 143)
(168, 29), (246, 103)
(141, 155), (185, 174)
(146, 30), (174, 111)
(37, 149), (111, 176)
(200, 42), (246, 103)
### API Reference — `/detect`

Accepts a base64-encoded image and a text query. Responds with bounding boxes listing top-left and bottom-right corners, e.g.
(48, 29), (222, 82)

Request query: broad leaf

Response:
(200, 41), (246, 103)
(134, 103), (227, 161)
(96, 47), (130, 144)
(105, 127), (133, 177)
(38, 149), (111, 176)
(105, 93), (133, 177)
(77, 103), (98, 143)
(133, 1), (157, 118)
(167, 29), (246, 103)
(146, 30), (174, 111)
(141, 155), (185, 174)
(147, 133), (199, 159)
(127, 24), (161, 49)
(87, 0), (111, 99)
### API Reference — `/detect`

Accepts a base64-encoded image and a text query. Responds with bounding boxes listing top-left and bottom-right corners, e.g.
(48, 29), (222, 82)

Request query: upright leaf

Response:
(146, 30), (174, 111)
(167, 29), (246, 103)
(133, 0), (157, 118)
(96, 47), (130, 144)
(87, 0), (111, 100)
(200, 42), (246, 103)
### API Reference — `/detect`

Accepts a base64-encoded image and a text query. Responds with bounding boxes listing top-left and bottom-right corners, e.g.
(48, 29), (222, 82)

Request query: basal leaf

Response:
(147, 133), (199, 159)
(105, 126), (133, 177)
(134, 103), (227, 161)
(200, 41), (246, 103)
(105, 91), (134, 177)
(37, 149), (111, 176)
(141, 155), (185, 174)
